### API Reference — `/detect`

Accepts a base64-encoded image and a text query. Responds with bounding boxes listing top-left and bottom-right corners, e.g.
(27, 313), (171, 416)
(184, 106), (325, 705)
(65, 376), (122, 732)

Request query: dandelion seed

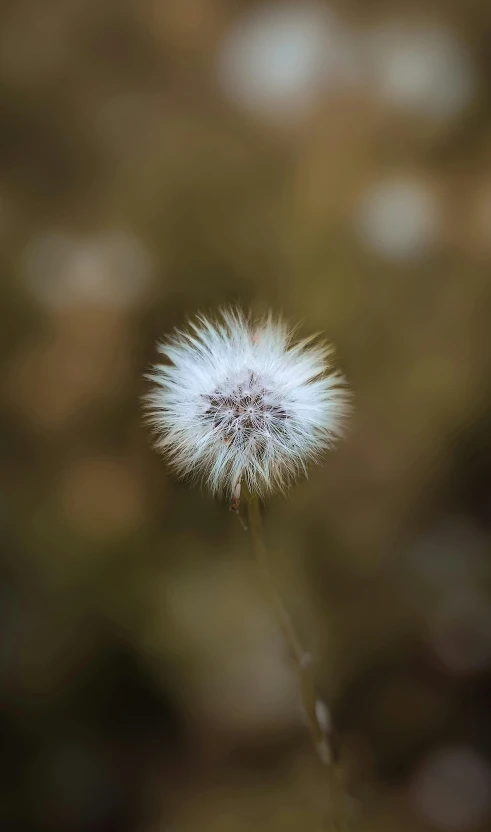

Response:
(145, 308), (349, 501)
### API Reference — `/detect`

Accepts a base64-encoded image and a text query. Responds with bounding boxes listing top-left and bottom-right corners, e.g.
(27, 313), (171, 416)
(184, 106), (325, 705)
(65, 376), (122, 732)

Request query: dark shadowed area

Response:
(1, 1), (491, 830)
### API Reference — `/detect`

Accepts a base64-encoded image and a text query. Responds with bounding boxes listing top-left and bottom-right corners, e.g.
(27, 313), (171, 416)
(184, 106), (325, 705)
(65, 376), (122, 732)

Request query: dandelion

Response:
(146, 307), (349, 508)
(144, 307), (350, 772)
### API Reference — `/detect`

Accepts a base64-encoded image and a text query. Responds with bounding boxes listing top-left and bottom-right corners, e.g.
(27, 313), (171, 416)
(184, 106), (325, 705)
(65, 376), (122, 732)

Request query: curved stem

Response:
(247, 494), (332, 763)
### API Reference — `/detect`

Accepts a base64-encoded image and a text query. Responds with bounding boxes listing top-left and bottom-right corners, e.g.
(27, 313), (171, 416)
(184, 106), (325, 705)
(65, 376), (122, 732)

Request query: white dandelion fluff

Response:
(145, 308), (349, 501)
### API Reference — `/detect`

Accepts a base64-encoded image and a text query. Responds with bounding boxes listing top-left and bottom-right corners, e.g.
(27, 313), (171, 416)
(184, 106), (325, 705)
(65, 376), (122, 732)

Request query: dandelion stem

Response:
(246, 494), (332, 764)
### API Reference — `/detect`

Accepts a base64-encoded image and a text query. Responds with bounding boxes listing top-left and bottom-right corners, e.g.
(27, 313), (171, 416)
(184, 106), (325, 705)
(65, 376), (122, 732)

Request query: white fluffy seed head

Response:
(145, 308), (350, 499)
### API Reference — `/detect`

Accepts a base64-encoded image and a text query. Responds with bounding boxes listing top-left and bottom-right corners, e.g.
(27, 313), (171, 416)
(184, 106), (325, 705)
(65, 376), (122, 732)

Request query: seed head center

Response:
(202, 371), (287, 441)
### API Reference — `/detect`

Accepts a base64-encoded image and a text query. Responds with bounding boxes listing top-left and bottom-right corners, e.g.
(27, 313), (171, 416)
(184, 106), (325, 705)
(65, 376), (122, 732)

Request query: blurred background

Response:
(1, 0), (491, 830)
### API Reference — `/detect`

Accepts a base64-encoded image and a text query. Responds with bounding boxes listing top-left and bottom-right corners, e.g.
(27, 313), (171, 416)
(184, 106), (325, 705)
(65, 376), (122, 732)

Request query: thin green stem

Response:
(247, 494), (331, 762)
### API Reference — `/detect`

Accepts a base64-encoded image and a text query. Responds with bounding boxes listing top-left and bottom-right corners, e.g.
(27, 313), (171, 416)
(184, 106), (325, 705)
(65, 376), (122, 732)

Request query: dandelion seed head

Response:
(145, 308), (349, 498)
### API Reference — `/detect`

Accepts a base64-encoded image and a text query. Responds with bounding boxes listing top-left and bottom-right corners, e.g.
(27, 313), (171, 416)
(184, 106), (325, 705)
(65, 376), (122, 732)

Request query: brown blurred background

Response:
(1, 0), (491, 830)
